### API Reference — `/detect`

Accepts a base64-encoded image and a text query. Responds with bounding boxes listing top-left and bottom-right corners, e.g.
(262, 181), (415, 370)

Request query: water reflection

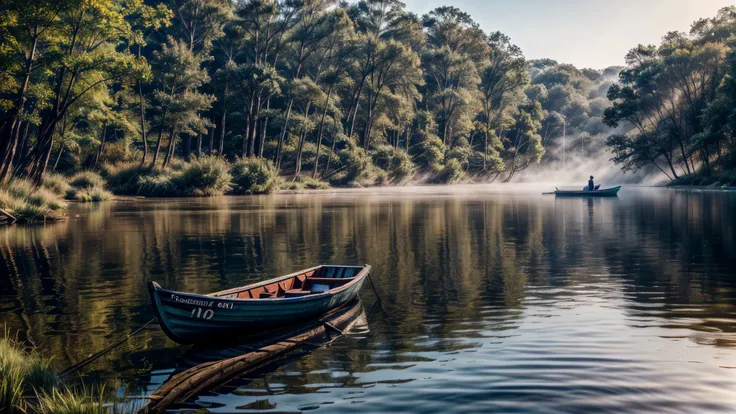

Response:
(1, 186), (735, 412)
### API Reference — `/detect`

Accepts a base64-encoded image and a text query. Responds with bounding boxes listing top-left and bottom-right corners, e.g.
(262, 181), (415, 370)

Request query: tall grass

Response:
(42, 173), (73, 197)
(68, 172), (106, 190)
(66, 172), (112, 203)
(0, 178), (67, 221)
(0, 335), (114, 414)
(100, 162), (148, 194)
(0, 335), (58, 413)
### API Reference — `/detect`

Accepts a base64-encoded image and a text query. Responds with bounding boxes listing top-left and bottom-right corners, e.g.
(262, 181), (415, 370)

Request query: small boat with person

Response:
(149, 264), (370, 344)
(553, 185), (621, 197)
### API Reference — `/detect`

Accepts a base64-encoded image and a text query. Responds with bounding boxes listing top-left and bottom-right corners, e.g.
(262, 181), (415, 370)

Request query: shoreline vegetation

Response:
(0, 334), (116, 414)
(2, 1), (736, 223)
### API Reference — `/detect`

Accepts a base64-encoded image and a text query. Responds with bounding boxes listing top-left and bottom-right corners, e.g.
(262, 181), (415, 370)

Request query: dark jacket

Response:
(588, 179), (595, 190)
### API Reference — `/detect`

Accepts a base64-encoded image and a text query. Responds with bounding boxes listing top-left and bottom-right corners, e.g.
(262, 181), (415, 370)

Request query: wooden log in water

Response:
(140, 299), (366, 414)
(0, 209), (17, 226)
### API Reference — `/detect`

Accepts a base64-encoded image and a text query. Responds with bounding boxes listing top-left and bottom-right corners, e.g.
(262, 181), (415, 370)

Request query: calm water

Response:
(1, 186), (735, 413)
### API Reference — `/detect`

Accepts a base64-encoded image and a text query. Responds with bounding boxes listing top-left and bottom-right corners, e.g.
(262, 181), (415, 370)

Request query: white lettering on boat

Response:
(191, 307), (214, 320)
(169, 294), (234, 310)
(170, 294), (214, 308)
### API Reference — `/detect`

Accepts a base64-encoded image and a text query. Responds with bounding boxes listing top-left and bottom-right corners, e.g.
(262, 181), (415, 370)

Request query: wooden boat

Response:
(149, 265), (370, 344)
(554, 186), (621, 197)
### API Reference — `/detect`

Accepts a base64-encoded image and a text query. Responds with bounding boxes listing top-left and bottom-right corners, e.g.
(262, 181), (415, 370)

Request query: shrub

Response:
(174, 155), (232, 196)
(389, 150), (416, 183)
(101, 162), (149, 194)
(68, 171), (105, 190)
(436, 158), (465, 183)
(339, 147), (373, 185)
(231, 157), (278, 195)
(42, 173), (72, 197)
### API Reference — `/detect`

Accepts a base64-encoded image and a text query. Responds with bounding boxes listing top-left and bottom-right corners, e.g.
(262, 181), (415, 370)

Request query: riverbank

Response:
(667, 170), (736, 188)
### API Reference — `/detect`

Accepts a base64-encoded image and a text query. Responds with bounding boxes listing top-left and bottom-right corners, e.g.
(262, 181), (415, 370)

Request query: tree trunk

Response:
(0, 37), (39, 182)
(313, 85), (334, 178)
(13, 122), (30, 167)
(208, 123), (214, 154)
(53, 144), (65, 171)
(138, 79), (148, 166)
(162, 126), (176, 168)
(275, 99), (294, 169)
(94, 122), (107, 167)
(152, 110), (168, 167)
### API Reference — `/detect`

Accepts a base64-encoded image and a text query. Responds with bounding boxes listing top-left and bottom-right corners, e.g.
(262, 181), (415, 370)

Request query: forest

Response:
(1, 0), (736, 217)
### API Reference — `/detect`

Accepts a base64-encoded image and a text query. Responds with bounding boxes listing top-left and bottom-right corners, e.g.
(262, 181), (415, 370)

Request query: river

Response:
(1, 185), (735, 413)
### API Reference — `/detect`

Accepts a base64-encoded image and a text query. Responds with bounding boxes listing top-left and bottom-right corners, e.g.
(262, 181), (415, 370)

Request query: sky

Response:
(401, 0), (734, 69)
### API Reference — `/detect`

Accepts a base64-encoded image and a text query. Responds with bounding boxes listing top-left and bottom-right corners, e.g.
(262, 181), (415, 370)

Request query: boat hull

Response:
(554, 186), (621, 197)
(149, 265), (369, 344)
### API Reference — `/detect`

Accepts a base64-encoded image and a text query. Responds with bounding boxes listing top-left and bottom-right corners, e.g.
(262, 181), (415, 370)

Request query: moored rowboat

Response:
(149, 265), (370, 344)
(554, 186), (621, 197)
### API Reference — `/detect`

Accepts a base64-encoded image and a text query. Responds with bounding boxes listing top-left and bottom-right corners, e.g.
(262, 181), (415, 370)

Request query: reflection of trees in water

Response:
(0, 190), (734, 384)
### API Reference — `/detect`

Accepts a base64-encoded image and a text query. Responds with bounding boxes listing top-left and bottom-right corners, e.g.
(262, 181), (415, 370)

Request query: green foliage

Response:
(388, 150), (416, 183)
(175, 156), (232, 196)
(436, 158), (465, 183)
(338, 146), (374, 186)
(101, 162), (149, 194)
(231, 158), (278, 195)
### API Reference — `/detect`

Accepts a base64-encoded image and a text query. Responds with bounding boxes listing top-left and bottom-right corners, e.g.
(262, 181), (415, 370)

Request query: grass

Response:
(138, 173), (177, 197)
(66, 172), (112, 203)
(71, 187), (113, 202)
(0, 335), (115, 414)
(0, 178), (67, 222)
(1, 334), (59, 413)
(42, 173), (73, 197)
(68, 172), (106, 190)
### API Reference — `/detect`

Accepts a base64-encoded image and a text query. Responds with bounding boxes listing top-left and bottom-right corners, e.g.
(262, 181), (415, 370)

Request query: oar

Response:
(60, 318), (157, 377)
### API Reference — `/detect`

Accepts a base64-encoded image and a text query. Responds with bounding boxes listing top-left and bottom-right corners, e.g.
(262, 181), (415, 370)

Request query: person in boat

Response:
(587, 176), (596, 191)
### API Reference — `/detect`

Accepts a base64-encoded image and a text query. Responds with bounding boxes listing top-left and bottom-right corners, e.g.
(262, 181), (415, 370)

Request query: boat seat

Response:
(284, 289), (310, 298)
(310, 283), (330, 293)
